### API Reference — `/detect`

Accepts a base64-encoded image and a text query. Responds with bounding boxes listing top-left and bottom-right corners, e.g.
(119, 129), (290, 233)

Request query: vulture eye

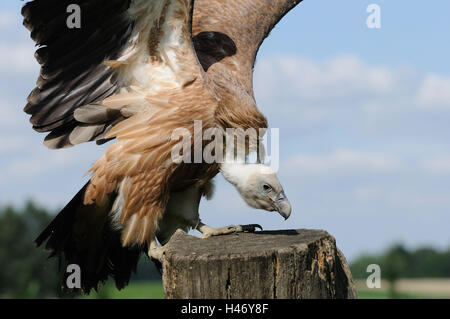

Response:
(262, 184), (272, 192)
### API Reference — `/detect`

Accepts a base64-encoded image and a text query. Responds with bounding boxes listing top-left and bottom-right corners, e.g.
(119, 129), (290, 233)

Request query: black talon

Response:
(243, 224), (263, 232)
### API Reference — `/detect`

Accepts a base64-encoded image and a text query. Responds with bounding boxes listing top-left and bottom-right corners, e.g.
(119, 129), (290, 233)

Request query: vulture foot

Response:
(196, 222), (262, 239)
(148, 239), (166, 263)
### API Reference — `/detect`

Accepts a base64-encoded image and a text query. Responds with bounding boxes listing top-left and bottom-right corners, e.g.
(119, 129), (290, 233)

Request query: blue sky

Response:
(0, 0), (449, 261)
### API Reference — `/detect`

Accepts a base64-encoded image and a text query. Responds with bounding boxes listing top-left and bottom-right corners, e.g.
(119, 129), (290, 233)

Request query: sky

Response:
(0, 0), (450, 261)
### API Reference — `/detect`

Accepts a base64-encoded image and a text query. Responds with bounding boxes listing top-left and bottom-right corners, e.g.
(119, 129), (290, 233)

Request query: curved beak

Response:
(275, 191), (291, 220)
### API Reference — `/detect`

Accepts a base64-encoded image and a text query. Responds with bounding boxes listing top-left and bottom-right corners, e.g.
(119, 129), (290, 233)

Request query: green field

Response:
(357, 290), (426, 299)
(82, 279), (449, 299)
(84, 281), (164, 299)
(355, 279), (450, 299)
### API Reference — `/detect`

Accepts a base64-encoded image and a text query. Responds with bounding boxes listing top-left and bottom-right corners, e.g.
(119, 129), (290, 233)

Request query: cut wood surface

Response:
(161, 229), (358, 299)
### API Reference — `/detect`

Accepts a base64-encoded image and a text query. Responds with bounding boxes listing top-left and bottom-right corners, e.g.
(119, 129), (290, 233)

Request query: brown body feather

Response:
(85, 80), (218, 246)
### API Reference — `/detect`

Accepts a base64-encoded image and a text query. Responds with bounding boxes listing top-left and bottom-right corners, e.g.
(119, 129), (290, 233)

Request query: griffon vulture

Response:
(22, 0), (301, 292)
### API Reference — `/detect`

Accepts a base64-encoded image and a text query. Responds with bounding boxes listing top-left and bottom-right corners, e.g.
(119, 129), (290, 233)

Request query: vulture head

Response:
(221, 163), (292, 220)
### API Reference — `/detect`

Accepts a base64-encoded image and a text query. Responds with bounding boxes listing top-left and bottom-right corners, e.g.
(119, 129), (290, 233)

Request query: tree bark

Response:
(161, 229), (358, 299)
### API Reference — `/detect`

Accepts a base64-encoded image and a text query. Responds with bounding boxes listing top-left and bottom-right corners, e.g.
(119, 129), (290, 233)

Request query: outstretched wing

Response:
(193, 0), (303, 95)
(22, 0), (212, 149)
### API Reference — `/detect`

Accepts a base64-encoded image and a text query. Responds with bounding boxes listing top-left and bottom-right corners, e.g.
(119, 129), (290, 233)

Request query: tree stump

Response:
(161, 229), (358, 299)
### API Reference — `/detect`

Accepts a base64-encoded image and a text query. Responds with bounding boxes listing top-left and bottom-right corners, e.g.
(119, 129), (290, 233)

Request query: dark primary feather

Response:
(35, 183), (143, 293)
(22, 0), (133, 148)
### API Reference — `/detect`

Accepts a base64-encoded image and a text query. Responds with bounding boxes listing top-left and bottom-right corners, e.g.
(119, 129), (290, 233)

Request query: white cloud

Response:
(0, 11), (16, 29)
(255, 55), (450, 133)
(0, 141), (106, 186)
(416, 74), (450, 109)
(0, 97), (27, 127)
(354, 185), (382, 201)
(0, 42), (39, 74)
(0, 136), (26, 153)
(255, 54), (397, 101)
(285, 149), (399, 175)
(421, 157), (450, 174)
(22, 149), (89, 175)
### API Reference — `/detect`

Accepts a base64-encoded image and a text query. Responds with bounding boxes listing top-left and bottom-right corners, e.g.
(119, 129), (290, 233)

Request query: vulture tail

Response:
(35, 182), (143, 294)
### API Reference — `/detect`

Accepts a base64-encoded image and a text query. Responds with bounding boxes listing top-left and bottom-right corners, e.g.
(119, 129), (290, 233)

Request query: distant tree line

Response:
(3, 201), (448, 298)
(350, 244), (450, 280)
(0, 201), (160, 299)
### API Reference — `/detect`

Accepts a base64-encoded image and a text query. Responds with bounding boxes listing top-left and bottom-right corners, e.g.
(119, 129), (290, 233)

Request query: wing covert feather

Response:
(22, 0), (214, 149)
(193, 0), (303, 96)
